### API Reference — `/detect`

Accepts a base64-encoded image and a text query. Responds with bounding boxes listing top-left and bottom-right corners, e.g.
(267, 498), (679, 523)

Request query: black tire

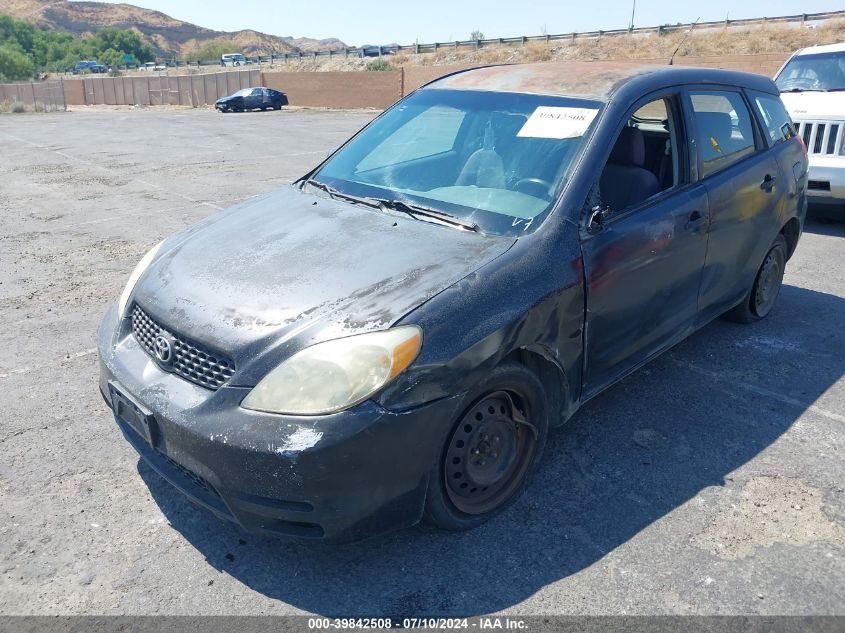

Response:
(273, 104), (282, 111)
(725, 234), (788, 324)
(423, 362), (548, 531)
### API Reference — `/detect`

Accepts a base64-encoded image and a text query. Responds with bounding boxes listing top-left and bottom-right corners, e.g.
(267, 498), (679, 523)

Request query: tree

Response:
(470, 30), (485, 41)
(0, 44), (35, 80)
(88, 27), (154, 64)
(0, 13), (156, 73)
(188, 40), (242, 62)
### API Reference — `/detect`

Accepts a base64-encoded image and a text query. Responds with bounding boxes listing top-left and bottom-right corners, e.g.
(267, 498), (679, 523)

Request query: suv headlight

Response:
(241, 326), (422, 415)
(118, 241), (163, 318)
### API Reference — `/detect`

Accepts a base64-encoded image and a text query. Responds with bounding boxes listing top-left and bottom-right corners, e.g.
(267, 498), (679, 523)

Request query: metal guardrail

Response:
(148, 9), (843, 68)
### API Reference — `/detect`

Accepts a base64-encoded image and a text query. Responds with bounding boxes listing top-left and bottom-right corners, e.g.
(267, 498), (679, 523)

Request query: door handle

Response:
(685, 210), (706, 231)
(760, 174), (777, 192)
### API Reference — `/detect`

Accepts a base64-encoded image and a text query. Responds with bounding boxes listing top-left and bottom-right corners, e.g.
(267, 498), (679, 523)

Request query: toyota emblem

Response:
(153, 334), (174, 365)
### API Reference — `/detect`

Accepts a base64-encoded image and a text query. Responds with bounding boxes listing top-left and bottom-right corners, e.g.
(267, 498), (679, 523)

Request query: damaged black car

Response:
(99, 64), (808, 542)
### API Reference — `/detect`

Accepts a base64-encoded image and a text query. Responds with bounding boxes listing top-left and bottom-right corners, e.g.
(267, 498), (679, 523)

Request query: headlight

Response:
(117, 241), (164, 318)
(241, 326), (422, 415)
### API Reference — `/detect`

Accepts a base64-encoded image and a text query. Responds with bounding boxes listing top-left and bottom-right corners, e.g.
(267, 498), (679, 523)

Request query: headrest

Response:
(608, 126), (646, 167)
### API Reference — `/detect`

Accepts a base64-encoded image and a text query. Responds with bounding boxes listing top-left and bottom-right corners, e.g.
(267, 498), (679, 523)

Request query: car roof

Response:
(423, 62), (779, 101)
(793, 42), (845, 56)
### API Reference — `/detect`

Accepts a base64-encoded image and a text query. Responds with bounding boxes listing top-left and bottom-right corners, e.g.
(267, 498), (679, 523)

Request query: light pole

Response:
(629, 0), (636, 30)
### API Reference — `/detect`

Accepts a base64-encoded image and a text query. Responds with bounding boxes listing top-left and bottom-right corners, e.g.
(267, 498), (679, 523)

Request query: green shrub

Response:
(0, 44), (35, 80)
(11, 101), (26, 113)
(365, 58), (394, 71)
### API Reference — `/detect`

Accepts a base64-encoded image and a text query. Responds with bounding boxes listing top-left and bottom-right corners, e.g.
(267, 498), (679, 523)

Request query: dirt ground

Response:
(0, 108), (843, 617)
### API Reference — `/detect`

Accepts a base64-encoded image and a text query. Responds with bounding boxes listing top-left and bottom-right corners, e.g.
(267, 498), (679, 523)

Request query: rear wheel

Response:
(725, 234), (787, 323)
(424, 362), (548, 531)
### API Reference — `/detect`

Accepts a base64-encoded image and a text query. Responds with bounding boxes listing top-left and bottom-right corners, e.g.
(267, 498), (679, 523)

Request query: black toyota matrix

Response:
(99, 63), (808, 541)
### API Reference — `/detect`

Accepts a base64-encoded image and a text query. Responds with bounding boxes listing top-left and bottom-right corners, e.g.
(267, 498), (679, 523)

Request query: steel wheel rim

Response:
(754, 249), (783, 317)
(444, 391), (536, 515)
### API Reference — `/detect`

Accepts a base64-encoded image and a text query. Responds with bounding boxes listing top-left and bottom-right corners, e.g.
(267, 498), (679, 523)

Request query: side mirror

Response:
(587, 205), (608, 233)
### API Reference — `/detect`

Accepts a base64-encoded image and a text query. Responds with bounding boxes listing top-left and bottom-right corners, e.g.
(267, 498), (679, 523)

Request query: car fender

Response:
(379, 232), (585, 425)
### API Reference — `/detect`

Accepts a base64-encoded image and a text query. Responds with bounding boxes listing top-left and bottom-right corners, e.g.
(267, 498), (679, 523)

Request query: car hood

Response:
(133, 186), (515, 383)
(780, 91), (845, 120)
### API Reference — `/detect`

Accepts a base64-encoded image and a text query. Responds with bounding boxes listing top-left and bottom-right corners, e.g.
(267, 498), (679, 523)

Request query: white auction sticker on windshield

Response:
(517, 106), (599, 139)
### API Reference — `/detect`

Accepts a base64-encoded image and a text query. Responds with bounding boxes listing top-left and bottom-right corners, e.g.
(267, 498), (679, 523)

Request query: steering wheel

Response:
(514, 177), (553, 199)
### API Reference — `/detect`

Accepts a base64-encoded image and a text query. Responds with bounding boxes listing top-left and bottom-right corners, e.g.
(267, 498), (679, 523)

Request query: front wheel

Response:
(423, 362), (548, 531)
(725, 234), (787, 323)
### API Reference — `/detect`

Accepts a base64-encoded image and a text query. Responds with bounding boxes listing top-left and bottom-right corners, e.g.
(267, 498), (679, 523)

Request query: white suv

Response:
(776, 43), (845, 215)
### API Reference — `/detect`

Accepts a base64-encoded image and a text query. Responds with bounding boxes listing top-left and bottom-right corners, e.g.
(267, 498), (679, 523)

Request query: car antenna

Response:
(668, 18), (700, 65)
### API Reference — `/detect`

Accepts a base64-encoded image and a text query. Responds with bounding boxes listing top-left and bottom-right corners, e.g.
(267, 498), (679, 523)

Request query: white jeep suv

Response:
(776, 43), (845, 215)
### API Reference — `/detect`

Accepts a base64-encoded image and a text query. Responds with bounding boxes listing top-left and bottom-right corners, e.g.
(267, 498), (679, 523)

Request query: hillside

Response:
(271, 17), (845, 73)
(2, 0), (346, 56)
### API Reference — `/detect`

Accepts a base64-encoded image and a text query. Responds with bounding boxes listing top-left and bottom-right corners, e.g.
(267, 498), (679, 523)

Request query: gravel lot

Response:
(0, 107), (843, 617)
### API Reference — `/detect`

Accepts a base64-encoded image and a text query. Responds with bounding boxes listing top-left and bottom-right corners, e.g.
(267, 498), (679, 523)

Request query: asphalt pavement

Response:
(0, 107), (842, 616)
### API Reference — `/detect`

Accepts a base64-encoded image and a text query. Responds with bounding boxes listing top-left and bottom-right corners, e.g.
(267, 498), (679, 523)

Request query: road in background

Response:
(0, 108), (842, 616)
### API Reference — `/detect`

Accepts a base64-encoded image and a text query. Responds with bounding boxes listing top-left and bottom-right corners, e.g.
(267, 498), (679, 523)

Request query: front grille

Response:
(160, 451), (221, 498)
(795, 120), (843, 156)
(131, 304), (236, 390)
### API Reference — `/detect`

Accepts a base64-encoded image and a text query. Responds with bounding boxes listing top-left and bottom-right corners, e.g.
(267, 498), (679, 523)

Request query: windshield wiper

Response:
(373, 198), (478, 232)
(301, 178), (380, 208)
(780, 87), (827, 93)
(302, 181), (478, 232)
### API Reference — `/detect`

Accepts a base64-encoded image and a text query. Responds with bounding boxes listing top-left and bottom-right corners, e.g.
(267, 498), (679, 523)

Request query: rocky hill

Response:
(2, 0), (346, 56)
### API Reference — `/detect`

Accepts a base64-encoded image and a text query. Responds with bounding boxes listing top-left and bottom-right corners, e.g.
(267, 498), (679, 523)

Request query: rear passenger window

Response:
(753, 94), (796, 145)
(689, 90), (757, 177)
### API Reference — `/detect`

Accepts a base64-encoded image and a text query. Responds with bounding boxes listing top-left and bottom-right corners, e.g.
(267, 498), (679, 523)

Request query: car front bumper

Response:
(97, 303), (463, 542)
(806, 155), (845, 209)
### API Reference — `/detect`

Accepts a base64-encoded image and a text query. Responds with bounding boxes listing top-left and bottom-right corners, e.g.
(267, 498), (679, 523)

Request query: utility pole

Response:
(629, 0), (636, 30)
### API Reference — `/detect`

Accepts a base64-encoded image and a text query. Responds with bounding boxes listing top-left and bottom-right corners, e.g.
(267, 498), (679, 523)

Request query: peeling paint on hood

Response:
(133, 185), (515, 377)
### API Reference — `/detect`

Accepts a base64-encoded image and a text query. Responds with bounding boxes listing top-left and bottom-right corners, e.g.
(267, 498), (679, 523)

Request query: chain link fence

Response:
(0, 80), (66, 113)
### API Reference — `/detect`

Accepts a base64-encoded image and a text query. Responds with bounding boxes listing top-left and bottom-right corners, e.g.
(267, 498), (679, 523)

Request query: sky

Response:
(93, 0), (845, 46)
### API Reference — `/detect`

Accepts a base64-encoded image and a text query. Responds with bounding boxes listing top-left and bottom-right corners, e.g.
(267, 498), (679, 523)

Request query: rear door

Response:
(581, 91), (710, 397)
(245, 88), (263, 109)
(749, 90), (808, 226)
(684, 87), (786, 323)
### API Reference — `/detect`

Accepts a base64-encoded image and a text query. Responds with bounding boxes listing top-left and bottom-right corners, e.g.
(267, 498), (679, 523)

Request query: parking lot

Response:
(0, 107), (843, 616)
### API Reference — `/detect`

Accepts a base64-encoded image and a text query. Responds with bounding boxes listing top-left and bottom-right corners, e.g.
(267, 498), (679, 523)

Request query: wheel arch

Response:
(780, 216), (801, 260)
(504, 345), (571, 427)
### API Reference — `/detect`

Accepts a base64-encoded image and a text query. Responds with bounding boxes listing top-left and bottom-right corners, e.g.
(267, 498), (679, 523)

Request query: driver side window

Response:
(598, 96), (683, 214)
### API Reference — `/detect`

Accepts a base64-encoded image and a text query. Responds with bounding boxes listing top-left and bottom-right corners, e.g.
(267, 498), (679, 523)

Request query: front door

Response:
(581, 93), (710, 397)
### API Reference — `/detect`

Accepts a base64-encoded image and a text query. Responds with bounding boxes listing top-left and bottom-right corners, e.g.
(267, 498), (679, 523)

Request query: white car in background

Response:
(139, 62), (167, 72)
(776, 43), (845, 217)
(221, 53), (247, 67)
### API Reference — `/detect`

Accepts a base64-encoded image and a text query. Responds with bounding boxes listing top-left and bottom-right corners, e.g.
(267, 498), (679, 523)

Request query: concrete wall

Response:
(403, 65), (476, 94)
(67, 70), (261, 106)
(0, 80), (66, 111)
(52, 53), (791, 110)
(263, 70), (402, 108)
